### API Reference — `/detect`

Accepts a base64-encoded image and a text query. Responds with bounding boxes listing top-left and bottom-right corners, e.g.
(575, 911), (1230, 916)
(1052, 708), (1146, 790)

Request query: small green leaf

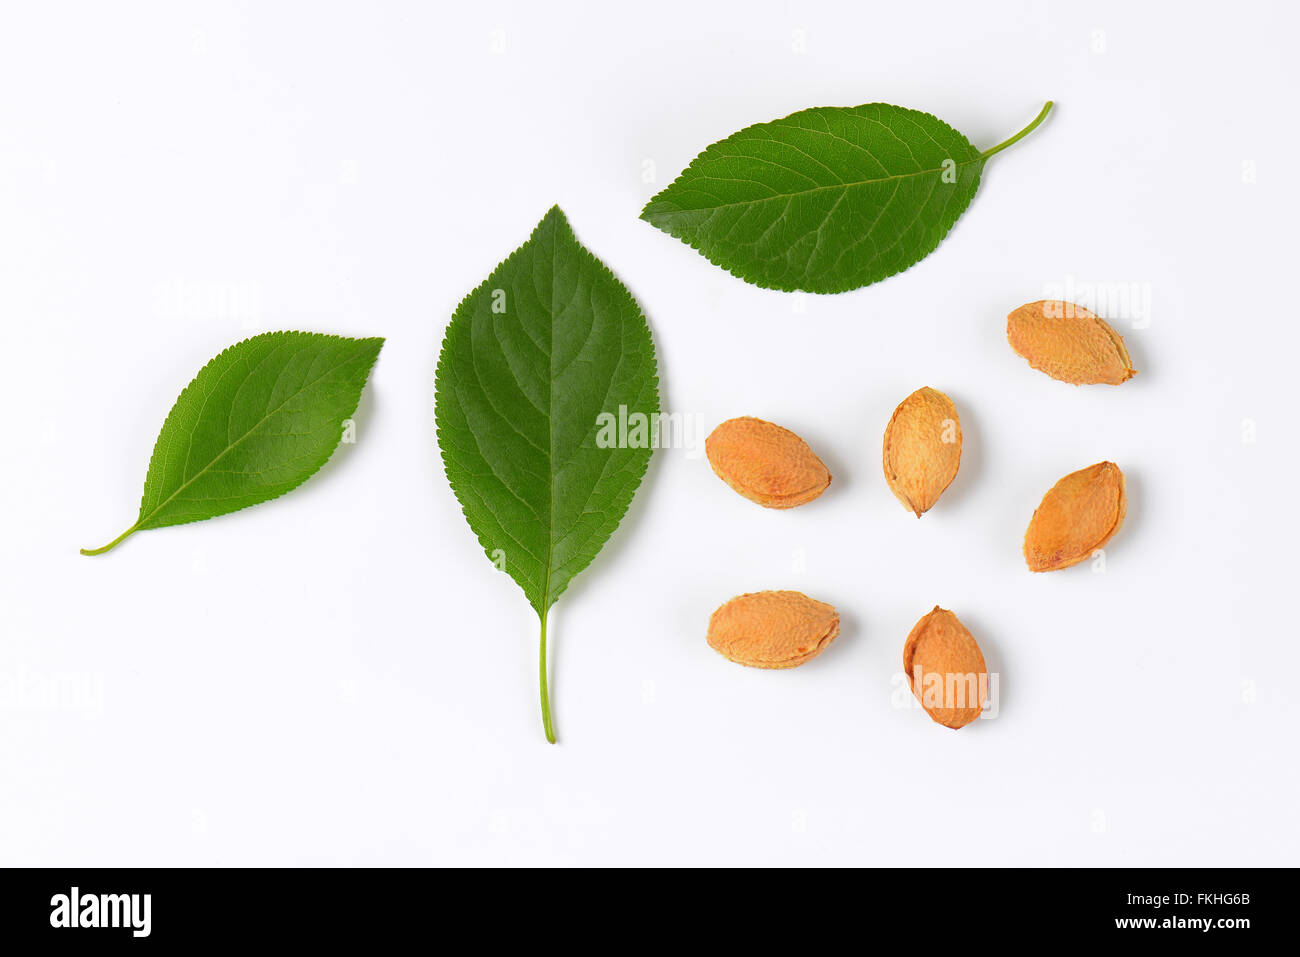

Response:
(641, 101), (1053, 294)
(83, 331), (384, 555)
(435, 206), (659, 743)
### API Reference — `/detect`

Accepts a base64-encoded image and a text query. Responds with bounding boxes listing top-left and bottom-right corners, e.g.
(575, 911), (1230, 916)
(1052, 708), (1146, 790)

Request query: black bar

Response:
(0, 867), (1286, 944)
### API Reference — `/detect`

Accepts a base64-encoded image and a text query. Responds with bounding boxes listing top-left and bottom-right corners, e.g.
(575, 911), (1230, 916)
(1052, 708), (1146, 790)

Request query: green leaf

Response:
(641, 101), (1053, 294)
(83, 331), (384, 555)
(435, 206), (659, 743)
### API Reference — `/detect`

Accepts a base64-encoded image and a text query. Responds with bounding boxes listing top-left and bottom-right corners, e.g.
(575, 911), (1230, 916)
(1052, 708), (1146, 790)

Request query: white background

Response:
(2, 0), (1297, 866)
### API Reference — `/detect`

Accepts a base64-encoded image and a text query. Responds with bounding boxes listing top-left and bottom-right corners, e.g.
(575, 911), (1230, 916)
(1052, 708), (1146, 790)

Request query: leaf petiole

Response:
(80, 523), (140, 556)
(979, 101), (1054, 160)
(539, 610), (556, 744)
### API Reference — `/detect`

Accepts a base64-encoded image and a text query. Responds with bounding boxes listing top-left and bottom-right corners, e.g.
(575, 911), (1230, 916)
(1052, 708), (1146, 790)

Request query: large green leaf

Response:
(83, 331), (384, 555)
(641, 101), (1052, 294)
(435, 206), (659, 743)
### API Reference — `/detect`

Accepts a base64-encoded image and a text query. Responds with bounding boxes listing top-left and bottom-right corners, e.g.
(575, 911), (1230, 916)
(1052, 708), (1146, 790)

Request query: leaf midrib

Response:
(542, 222), (559, 614)
(646, 153), (985, 217)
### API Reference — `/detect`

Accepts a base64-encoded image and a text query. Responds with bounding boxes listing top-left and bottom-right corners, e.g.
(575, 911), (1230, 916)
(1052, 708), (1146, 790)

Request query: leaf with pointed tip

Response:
(641, 101), (1053, 294)
(83, 331), (384, 555)
(435, 206), (659, 743)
